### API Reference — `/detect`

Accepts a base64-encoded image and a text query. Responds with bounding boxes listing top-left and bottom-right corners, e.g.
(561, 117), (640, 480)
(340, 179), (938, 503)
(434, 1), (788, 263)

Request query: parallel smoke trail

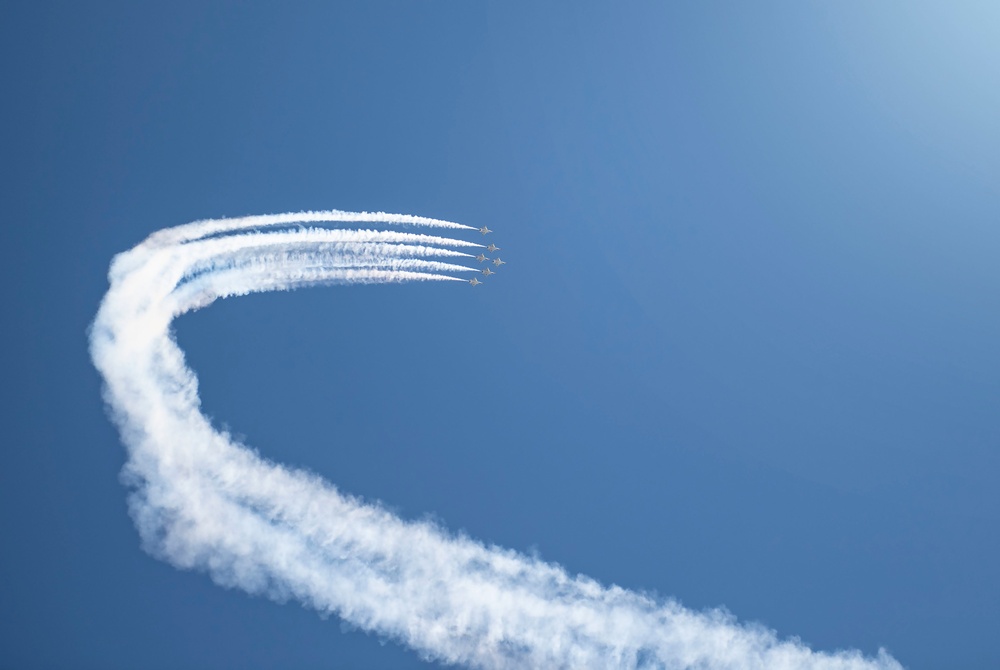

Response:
(90, 211), (903, 670)
(146, 209), (475, 248)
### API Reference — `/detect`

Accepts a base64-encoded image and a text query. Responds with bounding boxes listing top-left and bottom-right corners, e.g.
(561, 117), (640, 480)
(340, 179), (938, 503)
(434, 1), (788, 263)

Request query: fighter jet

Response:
(476, 253), (488, 262)
(493, 257), (506, 267)
(468, 278), (482, 286)
(487, 243), (500, 252)
(479, 226), (493, 235)
(481, 268), (495, 276)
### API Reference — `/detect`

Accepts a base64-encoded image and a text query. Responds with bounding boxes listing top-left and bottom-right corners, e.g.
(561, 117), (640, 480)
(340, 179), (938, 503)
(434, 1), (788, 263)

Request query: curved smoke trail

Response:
(90, 210), (902, 670)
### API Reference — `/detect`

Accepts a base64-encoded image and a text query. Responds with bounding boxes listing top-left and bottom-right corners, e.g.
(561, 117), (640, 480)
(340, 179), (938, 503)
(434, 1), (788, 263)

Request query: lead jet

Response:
(476, 253), (488, 262)
(487, 243), (500, 252)
(479, 226), (493, 235)
(481, 268), (495, 276)
(469, 278), (482, 286)
(493, 257), (506, 267)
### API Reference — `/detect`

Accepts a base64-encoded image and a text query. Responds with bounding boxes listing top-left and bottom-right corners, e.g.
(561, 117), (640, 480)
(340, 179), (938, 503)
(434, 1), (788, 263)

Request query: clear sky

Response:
(2, 2), (998, 668)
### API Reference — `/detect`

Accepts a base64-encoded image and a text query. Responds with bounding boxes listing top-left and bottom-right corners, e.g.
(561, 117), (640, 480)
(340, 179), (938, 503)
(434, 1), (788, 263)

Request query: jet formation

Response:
(470, 226), (505, 286)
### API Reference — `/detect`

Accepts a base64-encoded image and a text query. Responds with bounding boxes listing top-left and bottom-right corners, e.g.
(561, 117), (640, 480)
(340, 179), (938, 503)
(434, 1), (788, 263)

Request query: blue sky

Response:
(2, 2), (998, 668)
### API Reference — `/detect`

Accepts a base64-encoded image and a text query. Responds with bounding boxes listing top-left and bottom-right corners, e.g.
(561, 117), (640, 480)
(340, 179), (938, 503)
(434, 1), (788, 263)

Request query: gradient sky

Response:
(2, 2), (999, 668)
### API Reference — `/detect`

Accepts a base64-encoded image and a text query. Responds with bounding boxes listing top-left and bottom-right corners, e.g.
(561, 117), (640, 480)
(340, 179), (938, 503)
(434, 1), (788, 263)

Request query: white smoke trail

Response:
(147, 209), (475, 246)
(90, 211), (903, 670)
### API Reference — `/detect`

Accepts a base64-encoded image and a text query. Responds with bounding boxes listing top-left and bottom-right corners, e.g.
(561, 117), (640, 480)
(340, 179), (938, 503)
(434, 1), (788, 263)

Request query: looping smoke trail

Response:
(90, 211), (903, 670)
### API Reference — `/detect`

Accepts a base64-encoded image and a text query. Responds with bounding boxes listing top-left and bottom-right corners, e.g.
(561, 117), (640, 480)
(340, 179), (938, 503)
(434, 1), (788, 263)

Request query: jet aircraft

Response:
(493, 258), (506, 267)
(482, 268), (495, 276)
(468, 278), (481, 286)
(479, 226), (492, 235)
(487, 243), (500, 252)
(476, 253), (488, 262)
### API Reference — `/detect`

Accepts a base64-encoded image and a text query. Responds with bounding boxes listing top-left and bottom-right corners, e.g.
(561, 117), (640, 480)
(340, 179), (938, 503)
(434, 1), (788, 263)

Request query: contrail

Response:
(90, 211), (902, 670)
